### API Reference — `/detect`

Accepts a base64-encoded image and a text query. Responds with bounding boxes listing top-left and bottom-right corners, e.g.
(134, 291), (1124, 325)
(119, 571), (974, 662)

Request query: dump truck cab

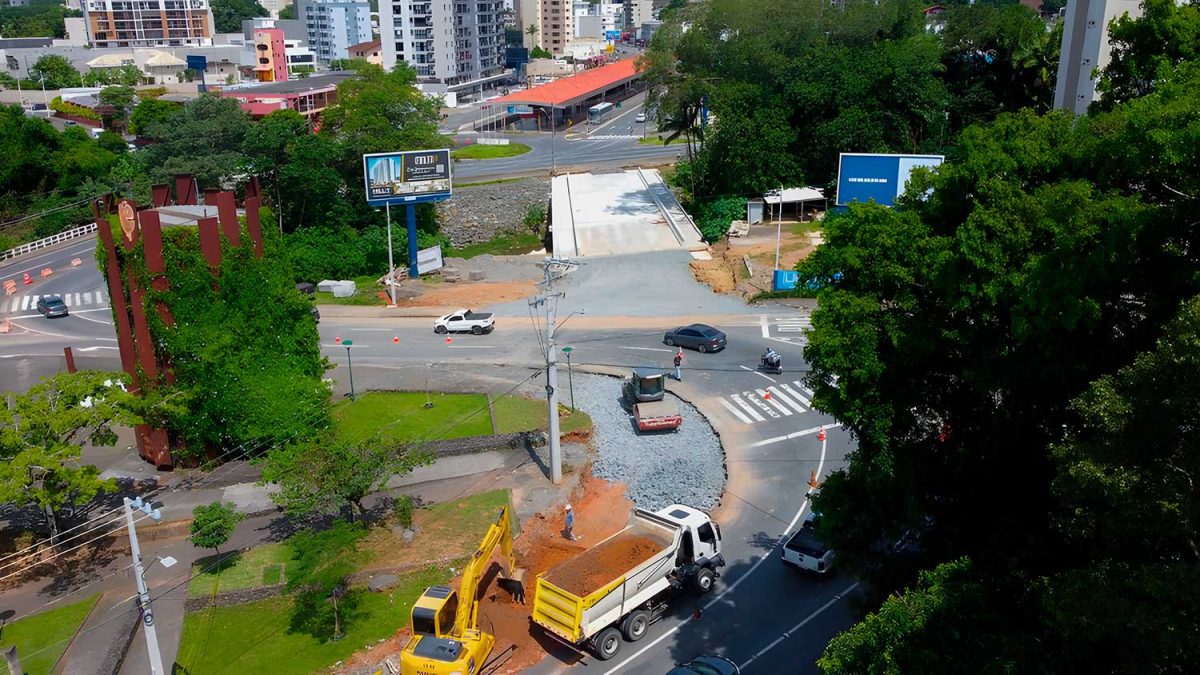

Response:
(656, 505), (723, 575)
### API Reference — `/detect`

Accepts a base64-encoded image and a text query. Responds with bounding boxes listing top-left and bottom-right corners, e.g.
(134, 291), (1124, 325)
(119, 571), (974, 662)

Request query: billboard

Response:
(363, 149), (453, 205)
(835, 153), (944, 207)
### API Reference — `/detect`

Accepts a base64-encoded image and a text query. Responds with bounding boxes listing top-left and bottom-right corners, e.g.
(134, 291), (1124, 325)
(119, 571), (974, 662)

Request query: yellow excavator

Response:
(400, 505), (525, 675)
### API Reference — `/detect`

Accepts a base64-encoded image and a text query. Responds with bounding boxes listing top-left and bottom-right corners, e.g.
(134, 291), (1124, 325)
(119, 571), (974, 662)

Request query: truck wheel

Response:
(621, 610), (650, 642)
(471, 325), (483, 335)
(695, 567), (715, 594)
(435, 326), (448, 334)
(593, 627), (622, 660)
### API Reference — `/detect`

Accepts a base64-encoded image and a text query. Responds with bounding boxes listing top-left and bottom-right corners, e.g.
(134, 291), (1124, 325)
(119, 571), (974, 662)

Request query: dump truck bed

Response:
(533, 511), (680, 645)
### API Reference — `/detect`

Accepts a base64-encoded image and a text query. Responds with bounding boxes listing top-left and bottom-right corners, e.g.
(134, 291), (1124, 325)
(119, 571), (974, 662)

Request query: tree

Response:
(96, 130), (128, 155)
(189, 501), (243, 555)
(530, 46), (552, 59)
(28, 54), (79, 89)
(278, 2), (297, 20)
(210, 0), (268, 34)
(98, 85), (135, 114)
(242, 108), (309, 229)
(260, 435), (432, 522)
(0, 1), (78, 39)
(1095, 0), (1200, 109)
(140, 94), (251, 186)
(0, 372), (141, 541)
(128, 98), (179, 135)
(286, 521), (367, 640)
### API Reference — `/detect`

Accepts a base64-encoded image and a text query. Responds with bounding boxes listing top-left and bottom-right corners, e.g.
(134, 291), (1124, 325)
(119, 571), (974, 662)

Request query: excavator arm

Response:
(454, 505), (520, 636)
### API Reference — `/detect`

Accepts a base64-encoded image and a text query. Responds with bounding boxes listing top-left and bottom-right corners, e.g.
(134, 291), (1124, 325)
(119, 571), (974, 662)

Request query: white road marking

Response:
(766, 385), (805, 413)
(69, 312), (112, 325)
(760, 314), (770, 338)
(738, 582), (862, 671)
(617, 345), (673, 352)
(6, 321), (71, 338)
(742, 390), (781, 419)
(783, 382), (811, 407)
(717, 397), (753, 424)
(76, 346), (120, 352)
(83, 292), (92, 304)
(604, 430), (832, 674)
(729, 394), (765, 422)
(748, 423), (839, 448)
(446, 345), (496, 349)
(755, 388), (792, 416)
(739, 364), (776, 382)
(20, 296), (33, 311)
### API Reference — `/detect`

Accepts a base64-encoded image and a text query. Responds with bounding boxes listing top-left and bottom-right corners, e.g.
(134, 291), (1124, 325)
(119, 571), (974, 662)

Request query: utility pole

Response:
(384, 203), (397, 306)
(774, 184), (784, 271)
(124, 497), (166, 675)
(530, 257), (578, 484)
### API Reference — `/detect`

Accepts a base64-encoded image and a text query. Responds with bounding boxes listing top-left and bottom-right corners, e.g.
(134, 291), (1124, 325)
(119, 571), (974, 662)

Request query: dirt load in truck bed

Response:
(543, 533), (666, 597)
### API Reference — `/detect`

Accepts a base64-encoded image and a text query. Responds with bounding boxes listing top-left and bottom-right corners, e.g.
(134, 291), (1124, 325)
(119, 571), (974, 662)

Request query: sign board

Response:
(416, 245), (444, 275)
(605, 30), (621, 42)
(363, 149), (453, 205)
(186, 55), (208, 72)
(773, 270), (800, 292)
(835, 153), (944, 207)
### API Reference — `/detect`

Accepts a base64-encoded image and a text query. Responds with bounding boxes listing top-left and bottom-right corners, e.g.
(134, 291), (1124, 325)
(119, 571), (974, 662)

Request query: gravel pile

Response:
(443, 254), (544, 282)
(569, 373), (725, 511)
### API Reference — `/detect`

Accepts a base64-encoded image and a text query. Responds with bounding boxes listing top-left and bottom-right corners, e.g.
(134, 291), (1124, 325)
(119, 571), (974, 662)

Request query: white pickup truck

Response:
(433, 308), (495, 335)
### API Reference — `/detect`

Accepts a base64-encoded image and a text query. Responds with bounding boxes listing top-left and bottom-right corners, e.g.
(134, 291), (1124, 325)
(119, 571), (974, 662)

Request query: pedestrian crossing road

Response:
(713, 380), (814, 425)
(3, 288), (109, 313)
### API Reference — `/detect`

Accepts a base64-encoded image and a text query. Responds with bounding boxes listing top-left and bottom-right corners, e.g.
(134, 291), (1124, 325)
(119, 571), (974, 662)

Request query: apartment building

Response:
(1053, 0), (1143, 114)
(82, 0), (215, 49)
(379, 1), (506, 86)
(297, 0), (373, 64)
(624, 0), (654, 30)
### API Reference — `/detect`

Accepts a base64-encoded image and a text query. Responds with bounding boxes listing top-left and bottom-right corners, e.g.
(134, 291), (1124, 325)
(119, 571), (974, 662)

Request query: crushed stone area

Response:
(570, 373), (726, 511)
(544, 533), (665, 596)
(441, 254), (545, 283)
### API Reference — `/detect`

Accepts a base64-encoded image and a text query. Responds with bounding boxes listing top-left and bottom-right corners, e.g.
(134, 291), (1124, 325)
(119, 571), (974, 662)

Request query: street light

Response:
(343, 339), (356, 400)
(123, 497), (167, 675)
(561, 346), (575, 411)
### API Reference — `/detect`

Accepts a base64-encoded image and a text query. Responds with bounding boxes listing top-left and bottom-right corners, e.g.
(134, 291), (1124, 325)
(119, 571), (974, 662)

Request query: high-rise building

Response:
(514, 0), (573, 55)
(252, 27), (288, 81)
(82, 0), (215, 49)
(379, 1), (506, 85)
(297, 0), (372, 64)
(1053, 0), (1144, 114)
(624, 0), (654, 30)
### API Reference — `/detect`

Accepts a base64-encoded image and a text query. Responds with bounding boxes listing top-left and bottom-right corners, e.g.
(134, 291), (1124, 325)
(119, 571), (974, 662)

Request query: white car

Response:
(635, 112), (647, 123)
(782, 510), (836, 573)
(434, 308), (495, 335)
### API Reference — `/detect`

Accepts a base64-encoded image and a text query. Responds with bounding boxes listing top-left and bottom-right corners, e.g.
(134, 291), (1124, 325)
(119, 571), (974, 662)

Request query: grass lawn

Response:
(187, 543), (290, 598)
(176, 564), (453, 675)
(314, 275), (387, 306)
(455, 176), (527, 188)
(451, 143), (532, 160)
(638, 135), (682, 145)
(360, 489), (512, 568)
(0, 594), (100, 675)
(446, 230), (543, 258)
(790, 221), (823, 236)
(334, 391), (592, 445)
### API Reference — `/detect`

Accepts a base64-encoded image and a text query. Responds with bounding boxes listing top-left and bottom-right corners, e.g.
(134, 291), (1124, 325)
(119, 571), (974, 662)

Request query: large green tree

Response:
(0, 372), (142, 541)
(1095, 0), (1200, 109)
(140, 95), (251, 186)
(210, 0), (269, 34)
(28, 54), (79, 89)
(128, 98), (180, 135)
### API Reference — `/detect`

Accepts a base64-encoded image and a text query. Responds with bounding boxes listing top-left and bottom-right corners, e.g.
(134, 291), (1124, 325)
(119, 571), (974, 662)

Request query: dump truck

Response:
(532, 504), (724, 660)
(622, 368), (683, 432)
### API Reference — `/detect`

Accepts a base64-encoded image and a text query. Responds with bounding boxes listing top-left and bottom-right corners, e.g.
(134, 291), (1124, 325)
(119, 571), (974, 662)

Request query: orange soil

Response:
(395, 280), (535, 308)
(543, 534), (662, 596)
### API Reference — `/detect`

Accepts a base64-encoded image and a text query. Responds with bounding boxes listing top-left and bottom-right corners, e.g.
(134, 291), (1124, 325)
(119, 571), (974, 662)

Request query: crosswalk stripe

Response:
(755, 388), (792, 416)
(70, 293), (78, 306)
(767, 386), (806, 413)
(783, 383), (811, 407)
(6, 298), (16, 312)
(730, 394), (766, 422)
(83, 292), (92, 304)
(718, 397), (754, 424)
(20, 296), (33, 311)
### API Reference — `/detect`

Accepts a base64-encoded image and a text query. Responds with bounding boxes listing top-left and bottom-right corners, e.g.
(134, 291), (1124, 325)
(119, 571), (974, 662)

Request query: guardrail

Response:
(0, 222), (98, 263)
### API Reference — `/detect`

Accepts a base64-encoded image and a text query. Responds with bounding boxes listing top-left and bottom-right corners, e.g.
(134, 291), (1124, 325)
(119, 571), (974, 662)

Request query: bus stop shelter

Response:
(484, 59), (643, 131)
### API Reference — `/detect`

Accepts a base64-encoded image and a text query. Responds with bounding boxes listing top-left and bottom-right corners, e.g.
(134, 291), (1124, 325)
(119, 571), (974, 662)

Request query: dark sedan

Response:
(663, 324), (727, 352)
(667, 655), (740, 675)
(36, 295), (68, 318)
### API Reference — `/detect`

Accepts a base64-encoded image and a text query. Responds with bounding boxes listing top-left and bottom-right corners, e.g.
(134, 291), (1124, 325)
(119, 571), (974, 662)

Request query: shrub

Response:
(50, 96), (102, 122)
(522, 203), (546, 230)
(394, 495), (414, 529)
(694, 196), (745, 243)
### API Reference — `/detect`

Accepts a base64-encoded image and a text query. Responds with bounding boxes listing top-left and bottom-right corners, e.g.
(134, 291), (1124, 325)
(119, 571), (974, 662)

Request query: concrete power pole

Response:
(532, 257), (578, 485)
(124, 497), (167, 675)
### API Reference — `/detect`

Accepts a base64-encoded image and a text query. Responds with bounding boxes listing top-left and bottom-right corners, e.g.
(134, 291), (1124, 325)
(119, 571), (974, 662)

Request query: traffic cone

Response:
(763, 391), (771, 400)
(817, 428), (826, 442)
(808, 470), (820, 489)
(334, 336), (341, 344)
(445, 336), (452, 344)
(393, 337), (399, 344)
(22, 272), (31, 285)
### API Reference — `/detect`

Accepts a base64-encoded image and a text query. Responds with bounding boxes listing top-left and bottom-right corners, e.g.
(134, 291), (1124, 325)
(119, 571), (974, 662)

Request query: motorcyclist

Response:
(762, 348), (781, 370)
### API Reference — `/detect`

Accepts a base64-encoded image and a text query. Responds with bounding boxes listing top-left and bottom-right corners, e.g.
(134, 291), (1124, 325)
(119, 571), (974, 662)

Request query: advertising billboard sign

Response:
(835, 153), (944, 206)
(363, 149), (453, 205)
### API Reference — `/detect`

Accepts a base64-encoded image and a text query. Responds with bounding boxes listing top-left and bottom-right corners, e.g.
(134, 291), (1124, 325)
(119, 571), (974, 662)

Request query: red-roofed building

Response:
(485, 58), (642, 130)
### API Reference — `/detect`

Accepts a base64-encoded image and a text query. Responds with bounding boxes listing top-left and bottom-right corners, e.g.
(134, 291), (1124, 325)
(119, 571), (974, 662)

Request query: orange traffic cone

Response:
(817, 428), (826, 442)
(22, 272), (31, 285)
(334, 336), (341, 344)
(808, 470), (820, 489)
(393, 337), (399, 344)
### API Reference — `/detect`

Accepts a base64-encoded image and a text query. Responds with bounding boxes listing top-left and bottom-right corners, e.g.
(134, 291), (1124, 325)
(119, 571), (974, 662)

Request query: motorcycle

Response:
(760, 351), (783, 374)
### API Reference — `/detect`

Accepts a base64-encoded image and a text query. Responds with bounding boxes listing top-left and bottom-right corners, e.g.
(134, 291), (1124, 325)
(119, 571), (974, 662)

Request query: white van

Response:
(782, 510), (836, 573)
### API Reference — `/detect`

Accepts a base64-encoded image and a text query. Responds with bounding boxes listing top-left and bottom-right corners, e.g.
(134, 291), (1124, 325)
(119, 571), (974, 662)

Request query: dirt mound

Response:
(394, 280), (535, 308)
(690, 258), (736, 294)
(544, 534), (663, 596)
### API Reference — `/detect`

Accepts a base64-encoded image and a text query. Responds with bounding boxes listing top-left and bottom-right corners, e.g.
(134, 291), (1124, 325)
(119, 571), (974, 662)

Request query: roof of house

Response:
(348, 39), (381, 53)
(87, 52), (135, 68)
(220, 71), (354, 96)
(487, 59), (640, 109)
(144, 50), (187, 68)
(764, 187), (826, 205)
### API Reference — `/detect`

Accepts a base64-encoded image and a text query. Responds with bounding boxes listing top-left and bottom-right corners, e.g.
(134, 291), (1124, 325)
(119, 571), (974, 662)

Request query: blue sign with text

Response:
(835, 153), (944, 206)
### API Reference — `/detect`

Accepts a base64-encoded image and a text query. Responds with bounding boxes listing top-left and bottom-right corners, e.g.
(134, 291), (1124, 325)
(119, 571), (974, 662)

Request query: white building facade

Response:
(297, 0), (373, 64)
(379, 0), (506, 86)
(1053, 0), (1144, 114)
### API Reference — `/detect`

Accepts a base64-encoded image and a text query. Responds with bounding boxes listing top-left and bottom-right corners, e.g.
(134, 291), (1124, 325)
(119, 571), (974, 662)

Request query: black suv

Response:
(36, 295), (68, 318)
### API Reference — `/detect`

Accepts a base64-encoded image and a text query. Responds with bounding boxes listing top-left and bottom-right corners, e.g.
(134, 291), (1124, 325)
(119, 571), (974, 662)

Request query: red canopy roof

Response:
(486, 59), (641, 109)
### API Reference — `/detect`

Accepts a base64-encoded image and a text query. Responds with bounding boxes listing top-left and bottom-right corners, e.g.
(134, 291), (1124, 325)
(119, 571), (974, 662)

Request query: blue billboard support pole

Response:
(407, 204), (419, 278)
